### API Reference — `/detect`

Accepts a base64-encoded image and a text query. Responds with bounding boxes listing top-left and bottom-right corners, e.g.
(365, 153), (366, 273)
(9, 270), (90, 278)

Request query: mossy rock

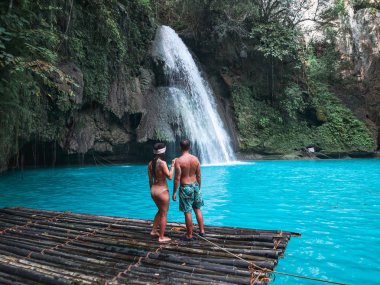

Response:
(230, 80), (376, 154)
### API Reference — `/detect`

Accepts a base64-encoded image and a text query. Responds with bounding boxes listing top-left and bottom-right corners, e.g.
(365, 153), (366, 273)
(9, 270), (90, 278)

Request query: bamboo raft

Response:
(0, 207), (300, 285)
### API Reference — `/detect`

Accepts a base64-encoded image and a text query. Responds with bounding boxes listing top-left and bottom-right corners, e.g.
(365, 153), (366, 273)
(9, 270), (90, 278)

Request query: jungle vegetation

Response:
(0, 0), (376, 169)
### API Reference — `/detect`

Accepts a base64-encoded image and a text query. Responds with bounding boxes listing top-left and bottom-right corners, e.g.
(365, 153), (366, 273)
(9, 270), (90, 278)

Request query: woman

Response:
(148, 143), (176, 243)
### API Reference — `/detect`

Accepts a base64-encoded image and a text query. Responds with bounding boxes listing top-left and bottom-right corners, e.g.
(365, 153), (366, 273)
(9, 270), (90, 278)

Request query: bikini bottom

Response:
(151, 185), (169, 197)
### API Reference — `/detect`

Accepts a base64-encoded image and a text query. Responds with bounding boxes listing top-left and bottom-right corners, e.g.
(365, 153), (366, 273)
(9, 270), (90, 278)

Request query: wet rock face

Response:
(58, 62), (84, 105)
(105, 68), (151, 120)
(152, 58), (170, 86)
(341, 8), (380, 76)
(365, 56), (380, 145)
(60, 109), (132, 154)
(335, 7), (380, 148)
(136, 87), (176, 143)
(58, 66), (155, 160)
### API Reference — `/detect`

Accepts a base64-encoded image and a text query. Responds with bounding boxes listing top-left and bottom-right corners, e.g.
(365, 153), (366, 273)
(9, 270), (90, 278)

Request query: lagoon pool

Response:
(0, 159), (379, 284)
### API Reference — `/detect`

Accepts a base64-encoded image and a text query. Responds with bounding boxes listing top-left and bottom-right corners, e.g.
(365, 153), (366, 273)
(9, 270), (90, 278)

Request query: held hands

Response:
(171, 158), (176, 166)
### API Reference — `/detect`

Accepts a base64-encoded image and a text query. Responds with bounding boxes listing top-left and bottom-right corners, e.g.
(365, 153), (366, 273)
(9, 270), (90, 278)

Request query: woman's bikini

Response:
(151, 158), (169, 197)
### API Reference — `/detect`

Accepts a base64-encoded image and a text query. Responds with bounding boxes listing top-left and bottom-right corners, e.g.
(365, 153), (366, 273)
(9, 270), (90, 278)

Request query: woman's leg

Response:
(152, 190), (171, 242)
(150, 211), (160, 236)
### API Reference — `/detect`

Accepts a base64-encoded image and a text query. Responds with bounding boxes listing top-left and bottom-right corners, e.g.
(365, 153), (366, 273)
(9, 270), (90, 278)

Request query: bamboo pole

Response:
(0, 262), (74, 285)
(0, 207), (299, 285)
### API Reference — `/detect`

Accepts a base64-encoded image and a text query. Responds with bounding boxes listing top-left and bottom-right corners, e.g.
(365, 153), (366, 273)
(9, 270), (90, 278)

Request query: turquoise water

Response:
(0, 159), (379, 285)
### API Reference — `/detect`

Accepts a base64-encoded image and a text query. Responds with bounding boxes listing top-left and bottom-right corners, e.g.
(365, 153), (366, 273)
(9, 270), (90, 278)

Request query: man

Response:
(172, 139), (205, 240)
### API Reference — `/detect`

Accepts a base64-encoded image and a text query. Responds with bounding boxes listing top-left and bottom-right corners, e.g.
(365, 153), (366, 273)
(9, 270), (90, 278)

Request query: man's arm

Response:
(196, 160), (201, 189)
(172, 162), (181, 201)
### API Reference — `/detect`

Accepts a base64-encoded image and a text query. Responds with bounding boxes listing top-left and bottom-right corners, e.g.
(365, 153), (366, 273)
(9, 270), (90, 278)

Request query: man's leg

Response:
(184, 212), (193, 239)
(193, 208), (205, 234)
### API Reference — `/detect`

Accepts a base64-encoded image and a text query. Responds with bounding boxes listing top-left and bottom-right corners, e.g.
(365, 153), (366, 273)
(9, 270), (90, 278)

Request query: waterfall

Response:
(152, 25), (236, 164)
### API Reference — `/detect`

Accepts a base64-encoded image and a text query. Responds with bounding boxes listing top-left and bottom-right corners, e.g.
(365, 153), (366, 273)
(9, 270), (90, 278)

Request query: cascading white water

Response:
(152, 25), (236, 164)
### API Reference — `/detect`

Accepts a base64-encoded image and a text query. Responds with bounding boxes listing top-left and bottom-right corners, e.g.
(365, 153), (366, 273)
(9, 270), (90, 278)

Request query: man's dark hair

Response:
(180, 139), (190, 151)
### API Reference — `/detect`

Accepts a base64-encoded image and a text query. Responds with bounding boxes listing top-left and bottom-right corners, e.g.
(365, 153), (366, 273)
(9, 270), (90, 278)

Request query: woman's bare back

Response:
(149, 159), (168, 186)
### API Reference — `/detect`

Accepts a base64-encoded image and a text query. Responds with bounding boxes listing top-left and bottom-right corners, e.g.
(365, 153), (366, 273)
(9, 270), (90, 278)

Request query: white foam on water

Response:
(202, 161), (253, 167)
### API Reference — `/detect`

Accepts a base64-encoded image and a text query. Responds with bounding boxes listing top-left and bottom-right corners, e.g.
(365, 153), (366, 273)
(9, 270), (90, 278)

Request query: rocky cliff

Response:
(1, 0), (379, 171)
(0, 0), (157, 169)
(336, 4), (380, 147)
(157, 0), (378, 157)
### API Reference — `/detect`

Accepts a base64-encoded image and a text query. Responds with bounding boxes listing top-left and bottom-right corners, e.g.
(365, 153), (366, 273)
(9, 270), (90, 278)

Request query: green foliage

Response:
(0, 0), (154, 168)
(302, 44), (376, 152)
(157, 0), (376, 155)
(155, 0), (303, 61)
(303, 43), (340, 83)
(310, 84), (374, 152)
(251, 23), (300, 61)
(231, 61), (375, 154)
(321, 0), (347, 21)
(153, 128), (174, 142)
(137, 0), (152, 9)
(68, 0), (153, 103)
(0, 27), (14, 66)
(0, 0), (74, 168)
(231, 82), (308, 152)
(279, 83), (306, 119)
(208, 0), (258, 39)
(350, 0), (380, 11)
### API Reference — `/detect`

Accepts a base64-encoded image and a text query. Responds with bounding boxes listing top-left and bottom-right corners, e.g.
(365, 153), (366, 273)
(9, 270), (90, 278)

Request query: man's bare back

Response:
(175, 153), (201, 186)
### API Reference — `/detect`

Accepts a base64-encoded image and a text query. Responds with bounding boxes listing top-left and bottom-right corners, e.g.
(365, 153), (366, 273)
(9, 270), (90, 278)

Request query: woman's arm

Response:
(173, 162), (181, 201)
(168, 159), (176, 179)
(161, 159), (176, 180)
(148, 162), (153, 188)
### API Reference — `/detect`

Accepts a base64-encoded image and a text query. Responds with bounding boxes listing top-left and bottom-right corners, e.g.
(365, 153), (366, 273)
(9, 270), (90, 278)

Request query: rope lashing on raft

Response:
(0, 212), (66, 235)
(248, 263), (273, 285)
(171, 224), (348, 285)
(105, 244), (164, 285)
(171, 226), (184, 232)
(273, 230), (283, 250)
(24, 221), (117, 259)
